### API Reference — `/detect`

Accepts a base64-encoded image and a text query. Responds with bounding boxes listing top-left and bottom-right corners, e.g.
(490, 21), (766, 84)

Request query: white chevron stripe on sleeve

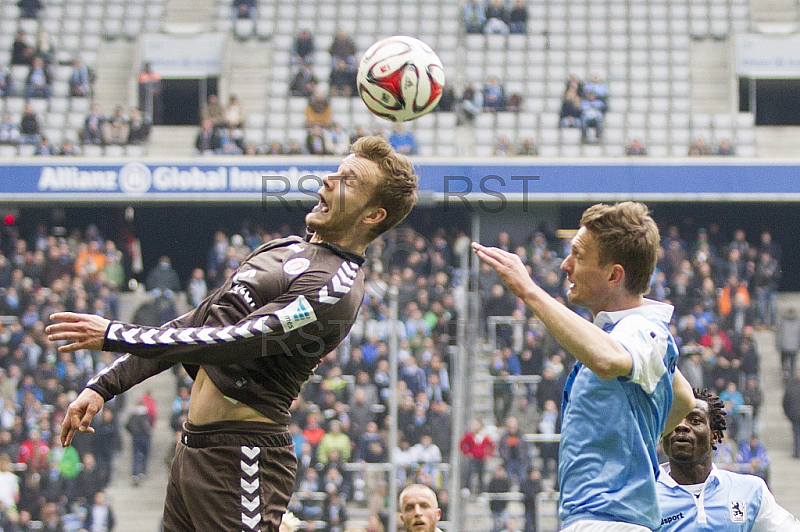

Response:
(241, 495), (260, 513)
(241, 478), (259, 494)
(242, 513), (262, 529)
(107, 323), (123, 340)
(139, 329), (158, 344)
(177, 328), (198, 344)
(121, 327), (141, 343)
(217, 325), (235, 342)
(234, 322), (255, 338)
(158, 329), (177, 344)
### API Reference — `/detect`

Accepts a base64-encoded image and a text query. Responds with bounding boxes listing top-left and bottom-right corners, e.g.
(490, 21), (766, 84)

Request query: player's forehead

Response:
(690, 399), (711, 421)
(570, 227), (596, 253)
(401, 486), (436, 508)
(339, 154), (381, 183)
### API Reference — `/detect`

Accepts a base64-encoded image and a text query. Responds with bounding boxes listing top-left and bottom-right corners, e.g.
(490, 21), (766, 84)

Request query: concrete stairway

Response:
(93, 40), (136, 114)
(146, 126), (198, 157)
(755, 126), (800, 157)
(689, 40), (733, 115)
(750, 0), (799, 33)
(162, 0), (216, 29)
(222, 37), (272, 122)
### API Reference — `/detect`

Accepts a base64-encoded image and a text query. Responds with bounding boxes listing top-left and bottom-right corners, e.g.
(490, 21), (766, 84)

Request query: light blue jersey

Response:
(657, 464), (800, 531)
(559, 300), (678, 530)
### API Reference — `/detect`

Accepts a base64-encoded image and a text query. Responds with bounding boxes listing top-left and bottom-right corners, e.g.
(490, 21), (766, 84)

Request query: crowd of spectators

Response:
(688, 136), (736, 156)
(559, 74), (609, 143)
(0, 210), (784, 531)
(79, 104), (151, 149)
(463, 0), (529, 34)
(0, 221), (140, 530)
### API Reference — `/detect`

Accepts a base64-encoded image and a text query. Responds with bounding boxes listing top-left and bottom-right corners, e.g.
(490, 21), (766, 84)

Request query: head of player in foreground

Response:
(561, 201), (660, 315)
(305, 135), (418, 255)
(399, 483), (442, 532)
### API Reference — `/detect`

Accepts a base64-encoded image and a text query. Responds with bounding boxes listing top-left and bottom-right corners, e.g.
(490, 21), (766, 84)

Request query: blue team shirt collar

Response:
(658, 463), (722, 489)
(593, 299), (675, 329)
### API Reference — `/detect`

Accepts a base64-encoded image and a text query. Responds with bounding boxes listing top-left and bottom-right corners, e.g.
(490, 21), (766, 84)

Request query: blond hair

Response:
(350, 135), (418, 238)
(580, 202), (659, 295)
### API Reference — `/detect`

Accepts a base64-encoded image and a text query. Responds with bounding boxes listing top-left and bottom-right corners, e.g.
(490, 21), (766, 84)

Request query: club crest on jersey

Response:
(283, 258), (310, 276)
(729, 500), (746, 522)
(275, 295), (317, 332)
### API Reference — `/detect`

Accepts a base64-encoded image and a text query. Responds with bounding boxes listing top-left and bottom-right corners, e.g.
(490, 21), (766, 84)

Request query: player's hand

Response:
(61, 388), (104, 447)
(472, 242), (536, 299)
(46, 312), (110, 353)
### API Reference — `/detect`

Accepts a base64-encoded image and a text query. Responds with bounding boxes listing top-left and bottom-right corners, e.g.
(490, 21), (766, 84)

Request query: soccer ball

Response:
(357, 36), (445, 122)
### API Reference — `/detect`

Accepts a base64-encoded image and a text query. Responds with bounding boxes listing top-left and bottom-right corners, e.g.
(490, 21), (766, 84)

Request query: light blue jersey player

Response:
(659, 388), (799, 531)
(473, 202), (695, 532)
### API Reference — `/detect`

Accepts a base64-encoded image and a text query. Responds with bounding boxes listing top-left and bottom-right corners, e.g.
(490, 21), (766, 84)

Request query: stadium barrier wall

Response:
(2, 157), (800, 202)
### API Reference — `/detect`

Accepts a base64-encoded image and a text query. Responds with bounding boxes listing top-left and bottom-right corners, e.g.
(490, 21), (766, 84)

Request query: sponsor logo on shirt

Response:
(661, 512), (685, 526)
(230, 284), (256, 308)
(275, 295), (317, 332)
(730, 500), (746, 523)
(283, 257), (310, 276)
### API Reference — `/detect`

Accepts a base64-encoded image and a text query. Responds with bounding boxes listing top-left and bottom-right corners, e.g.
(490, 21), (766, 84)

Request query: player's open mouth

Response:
(313, 198), (330, 214)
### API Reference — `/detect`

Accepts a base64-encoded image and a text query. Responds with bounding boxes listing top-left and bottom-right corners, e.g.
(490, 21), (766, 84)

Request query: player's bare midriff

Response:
(187, 367), (278, 425)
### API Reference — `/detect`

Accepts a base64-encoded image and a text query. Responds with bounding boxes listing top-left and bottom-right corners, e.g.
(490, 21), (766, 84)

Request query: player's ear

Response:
(608, 263), (625, 286)
(363, 206), (387, 227)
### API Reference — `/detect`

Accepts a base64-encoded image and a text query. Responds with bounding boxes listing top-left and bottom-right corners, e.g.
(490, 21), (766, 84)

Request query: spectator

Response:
(125, 403), (152, 486)
(224, 95), (246, 129)
(583, 73), (609, 103)
(537, 399), (559, 480)
(520, 466), (542, 532)
(19, 104), (41, 146)
(487, 465), (511, 531)
(498, 416), (527, 486)
(328, 123), (349, 155)
(459, 418), (494, 493)
(69, 58), (92, 97)
(290, 64), (318, 97)
(217, 126), (244, 155)
(0, 453), (19, 512)
(25, 56), (52, 99)
(0, 65), (13, 97)
(316, 420), (351, 465)
(716, 138), (735, 156)
(305, 124), (331, 155)
(580, 91), (605, 143)
(11, 31), (34, 66)
(688, 137), (711, 156)
(195, 118), (222, 154)
(102, 106), (129, 146)
(784, 370), (800, 459)
(0, 113), (20, 145)
(389, 123), (418, 155)
(33, 135), (55, 156)
(329, 28), (357, 68)
(483, 76), (506, 111)
(329, 58), (357, 97)
(735, 434), (770, 485)
(484, 0), (510, 34)
(508, 0), (528, 34)
(457, 83), (482, 125)
(232, 0), (257, 23)
(18, 428), (49, 474)
(626, 138), (647, 156)
(559, 86), (582, 128)
(463, 0), (487, 33)
(34, 29), (55, 65)
(186, 267), (208, 307)
(752, 250), (780, 328)
(145, 255), (181, 295)
(493, 136), (515, 156)
(517, 137), (537, 155)
(137, 62), (163, 125)
(777, 307), (800, 379)
(84, 490), (115, 532)
(436, 84), (456, 112)
(305, 89), (333, 127)
(82, 104), (105, 145)
(200, 94), (226, 129)
(127, 107), (151, 145)
(293, 29), (315, 65)
(18, 0), (43, 19)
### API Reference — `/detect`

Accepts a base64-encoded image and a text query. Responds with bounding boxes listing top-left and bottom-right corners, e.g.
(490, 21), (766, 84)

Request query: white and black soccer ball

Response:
(356, 36), (446, 122)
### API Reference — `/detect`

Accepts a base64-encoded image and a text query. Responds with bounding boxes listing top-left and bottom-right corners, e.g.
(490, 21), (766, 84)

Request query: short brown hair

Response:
(350, 135), (418, 238)
(580, 201), (659, 295)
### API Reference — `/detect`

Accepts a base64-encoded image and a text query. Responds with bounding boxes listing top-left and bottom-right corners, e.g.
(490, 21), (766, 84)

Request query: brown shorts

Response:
(162, 420), (296, 532)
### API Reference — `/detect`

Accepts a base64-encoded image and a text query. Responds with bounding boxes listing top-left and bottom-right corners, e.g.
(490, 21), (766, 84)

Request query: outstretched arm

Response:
(472, 242), (632, 379)
(663, 368), (694, 435)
